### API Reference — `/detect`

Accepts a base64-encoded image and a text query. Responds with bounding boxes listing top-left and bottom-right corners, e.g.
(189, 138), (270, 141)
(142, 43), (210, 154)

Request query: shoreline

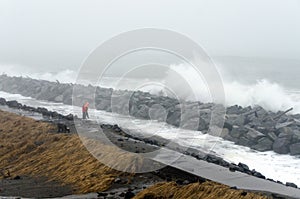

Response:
(1, 74), (300, 157)
(0, 99), (299, 198)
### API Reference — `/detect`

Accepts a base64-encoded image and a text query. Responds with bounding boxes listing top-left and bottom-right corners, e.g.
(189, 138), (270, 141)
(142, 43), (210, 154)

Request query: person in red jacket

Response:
(82, 102), (89, 119)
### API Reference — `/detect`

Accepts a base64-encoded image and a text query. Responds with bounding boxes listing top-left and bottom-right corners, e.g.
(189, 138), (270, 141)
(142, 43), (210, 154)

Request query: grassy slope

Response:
(0, 110), (123, 193)
(134, 182), (271, 199)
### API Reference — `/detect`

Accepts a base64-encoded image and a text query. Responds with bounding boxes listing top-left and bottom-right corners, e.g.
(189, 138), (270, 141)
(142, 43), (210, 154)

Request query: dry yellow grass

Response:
(0, 110), (130, 193)
(134, 181), (271, 199)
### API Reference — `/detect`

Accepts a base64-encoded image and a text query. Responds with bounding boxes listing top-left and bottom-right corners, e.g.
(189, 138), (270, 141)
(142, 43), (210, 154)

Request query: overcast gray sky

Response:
(0, 0), (299, 72)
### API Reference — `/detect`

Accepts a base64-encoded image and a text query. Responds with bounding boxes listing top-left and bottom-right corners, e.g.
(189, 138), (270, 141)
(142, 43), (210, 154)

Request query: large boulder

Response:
(253, 137), (273, 152)
(198, 117), (208, 131)
(289, 143), (300, 155)
(229, 126), (247, 138)
(292, 129), (300, 143)
(267, 132), (277, 141)
(276, 126), (293, 137)
(135, 105), (150, 119)
(166, 110), (181, 127)
(245, 128), (265, 141)
(0, 97), (6, 105)
(226, 115), (246, 126)
(6, 100), (22, 108)
(236, 137), (254, 147)
(273, 137), (292, 154)
(226, 105), (242, 115)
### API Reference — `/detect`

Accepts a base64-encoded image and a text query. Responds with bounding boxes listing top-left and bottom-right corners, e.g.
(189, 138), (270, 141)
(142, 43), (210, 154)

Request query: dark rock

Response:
(229, 164), (240, 172)
(223, 122), (233, 131)
(251, 170), (265, 179)
(13, 175), (21, 180)
(236, 137), (254, 147)
(0, 97), (6, 105)
(253, 137), (273, 152)
(277, 127), (293, 138)
(166, 110), (181, 127)
(124, 189), (135, 199)
(226, 115), (246, 126)
(267, 132), (278, 141)
(273, 137), (291, 154)
(97, 192), (108, 197)
(64, 114), (74, 121)
(238, 162), (249, 171)
(229, 126), (247, 138)
(57, 123), (70, 133)
(289, 142), (300, 155)
(227, 105), (242, 115)
(292, 130), (300, 143)
(198, 117), (208, 131)
(286, 182), (298, 188)
(245, 128), (265, 141)
(6, 100), (22, 108)
(204, 155), (225, 165)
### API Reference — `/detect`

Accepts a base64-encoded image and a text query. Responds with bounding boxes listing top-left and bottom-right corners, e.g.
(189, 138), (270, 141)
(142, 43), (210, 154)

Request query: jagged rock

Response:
(277, 127), (293, 139)
(286, 182), (298, 188)
(6, 100), (22, 108)
(273, 137), (292, 154)
(267, 132), (277, 141)
(289, 143), (300, 155)
(229, 126), (247, 138)
(0, 97), (6, 105)
(226, 115), (246, 126)
(166, 110), (181, 127)
(251, 170), (265, 179)
(245, 128), (265, 141)
(198, 117), (208, 131)
(292, 130), (300, 143)
(275, 121), (294, 129)
(226, 105), (242, 115)
(253, 137), (273, 152)
(236, 137), (254, 147)
(238, 162), (249, 171)
(135, 105), (150, 119)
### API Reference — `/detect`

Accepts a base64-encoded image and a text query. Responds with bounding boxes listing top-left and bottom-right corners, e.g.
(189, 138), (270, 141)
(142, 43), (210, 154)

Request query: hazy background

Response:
(0, 0), (300, 112)
(0, 0), (299, 71)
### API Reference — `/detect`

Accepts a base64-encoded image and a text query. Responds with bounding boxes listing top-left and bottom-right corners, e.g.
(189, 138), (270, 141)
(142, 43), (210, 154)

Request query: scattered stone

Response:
(286, 182), (298, 188)
(0, 97), (6, 105)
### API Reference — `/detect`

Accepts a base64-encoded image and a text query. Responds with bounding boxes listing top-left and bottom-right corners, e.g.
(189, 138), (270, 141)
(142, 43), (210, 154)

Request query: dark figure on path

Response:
(82, 102), (89, 119)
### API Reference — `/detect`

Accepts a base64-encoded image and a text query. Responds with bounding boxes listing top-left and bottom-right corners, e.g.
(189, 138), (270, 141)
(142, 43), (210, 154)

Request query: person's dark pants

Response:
(83, 112), (87, 119)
